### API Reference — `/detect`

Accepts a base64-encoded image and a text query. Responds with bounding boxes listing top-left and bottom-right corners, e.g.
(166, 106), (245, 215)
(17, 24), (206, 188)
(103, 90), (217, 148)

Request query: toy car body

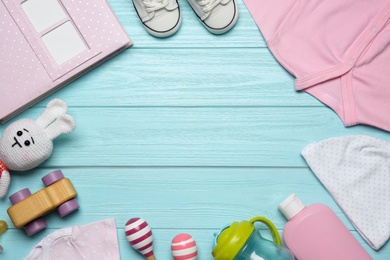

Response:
(7, 170), (79, 236)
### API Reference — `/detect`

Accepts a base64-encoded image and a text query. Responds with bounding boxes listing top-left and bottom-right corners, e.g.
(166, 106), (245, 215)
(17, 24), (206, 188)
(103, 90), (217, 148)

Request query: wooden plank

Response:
(5, 107), (388, 167)
(0, 167), (379, 230)
(1, 0), (387, 259)
(28, 48), (322, 107)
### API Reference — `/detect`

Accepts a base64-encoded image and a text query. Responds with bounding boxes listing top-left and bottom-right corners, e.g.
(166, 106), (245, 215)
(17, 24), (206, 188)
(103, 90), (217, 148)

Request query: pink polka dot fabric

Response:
(0, 0), (132, 122)
(243, 0), (390, 131)
(302, 135), (390, 250)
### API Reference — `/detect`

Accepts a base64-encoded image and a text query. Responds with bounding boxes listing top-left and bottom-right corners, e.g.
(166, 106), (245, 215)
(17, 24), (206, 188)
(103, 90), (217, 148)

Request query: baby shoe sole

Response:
(191, 0), (239, 35)
(132, 1), (182, 38)
(143, 12), (182, 38)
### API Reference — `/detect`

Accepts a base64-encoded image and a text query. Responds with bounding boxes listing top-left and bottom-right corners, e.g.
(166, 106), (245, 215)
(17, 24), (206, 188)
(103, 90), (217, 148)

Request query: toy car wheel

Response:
(9, 188), (31, 205)
(24, 217), (47, 236)
(58, 198), (80, 217)
(42, 170), (64, 186)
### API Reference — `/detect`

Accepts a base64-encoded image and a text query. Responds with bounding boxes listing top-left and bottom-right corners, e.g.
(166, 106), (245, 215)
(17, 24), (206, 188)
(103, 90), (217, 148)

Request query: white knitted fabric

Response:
(0, 170), (10, 199)
(0, 99), (75, 198)
(302, 135), (390, 250)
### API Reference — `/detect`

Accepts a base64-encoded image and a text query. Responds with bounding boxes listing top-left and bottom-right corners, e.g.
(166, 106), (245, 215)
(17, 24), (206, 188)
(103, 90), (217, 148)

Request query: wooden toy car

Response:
(7, 170), (79, 236)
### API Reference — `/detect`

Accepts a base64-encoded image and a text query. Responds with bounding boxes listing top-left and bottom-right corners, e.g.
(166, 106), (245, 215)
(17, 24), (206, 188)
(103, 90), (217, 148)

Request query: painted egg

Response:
(171, 233), (198, 260)
(125, 218), (154, 258)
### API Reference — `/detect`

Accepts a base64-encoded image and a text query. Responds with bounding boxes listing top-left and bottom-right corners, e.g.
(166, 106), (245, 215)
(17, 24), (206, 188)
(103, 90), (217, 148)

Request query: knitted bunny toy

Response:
(0, 99), (75, 198)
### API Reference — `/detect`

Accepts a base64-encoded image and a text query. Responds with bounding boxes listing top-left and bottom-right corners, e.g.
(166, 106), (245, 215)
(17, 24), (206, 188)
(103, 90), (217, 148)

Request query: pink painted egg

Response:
(171, 233), (198, 260)
(125, 218), (154, 258)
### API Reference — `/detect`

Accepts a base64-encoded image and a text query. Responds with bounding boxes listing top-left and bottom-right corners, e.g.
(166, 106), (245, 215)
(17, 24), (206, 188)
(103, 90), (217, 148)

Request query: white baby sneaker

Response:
(187, 0), (239, 34)
(132, 0), (182, 37)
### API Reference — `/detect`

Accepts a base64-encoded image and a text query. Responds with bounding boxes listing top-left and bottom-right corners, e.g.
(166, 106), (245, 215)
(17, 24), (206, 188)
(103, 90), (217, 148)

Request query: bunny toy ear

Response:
(45, 114), (76, 140)
(36, 99), (69, 129)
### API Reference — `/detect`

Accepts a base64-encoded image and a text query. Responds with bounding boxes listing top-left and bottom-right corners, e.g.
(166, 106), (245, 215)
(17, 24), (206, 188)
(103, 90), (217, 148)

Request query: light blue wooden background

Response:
(1, 0), (389, 259)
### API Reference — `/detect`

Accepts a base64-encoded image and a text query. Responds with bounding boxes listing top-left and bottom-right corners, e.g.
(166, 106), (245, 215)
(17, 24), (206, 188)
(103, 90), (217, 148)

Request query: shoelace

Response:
(196, 0), (222, 13)
(143, 0), (169, 12)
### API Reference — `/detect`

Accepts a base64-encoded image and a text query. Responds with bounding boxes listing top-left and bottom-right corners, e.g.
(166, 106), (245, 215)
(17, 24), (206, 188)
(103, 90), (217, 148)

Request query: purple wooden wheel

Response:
(9, 188), (31, 205)
(42, 170), (64, 187)
(58, 198), (79, 217)
(24, 217), (47, 236)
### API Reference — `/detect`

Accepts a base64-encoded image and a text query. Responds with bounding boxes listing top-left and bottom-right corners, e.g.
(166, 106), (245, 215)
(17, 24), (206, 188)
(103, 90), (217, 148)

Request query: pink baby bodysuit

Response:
(243, 0), (390, 131)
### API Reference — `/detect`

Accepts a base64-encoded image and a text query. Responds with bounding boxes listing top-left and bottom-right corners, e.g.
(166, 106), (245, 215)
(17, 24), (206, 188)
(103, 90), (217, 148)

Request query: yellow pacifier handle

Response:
(249, 216), (281, 245)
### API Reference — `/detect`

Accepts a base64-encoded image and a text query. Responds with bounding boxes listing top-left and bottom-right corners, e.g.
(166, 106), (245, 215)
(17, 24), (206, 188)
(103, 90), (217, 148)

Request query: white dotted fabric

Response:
(302, 135), (390, 250)
(24, 218), (119, 260)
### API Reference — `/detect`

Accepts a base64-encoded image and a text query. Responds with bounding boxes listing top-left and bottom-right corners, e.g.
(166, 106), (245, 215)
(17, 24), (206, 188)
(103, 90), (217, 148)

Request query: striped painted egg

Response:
(125, 218), (155, 259)
(171, 233), (198, 260)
